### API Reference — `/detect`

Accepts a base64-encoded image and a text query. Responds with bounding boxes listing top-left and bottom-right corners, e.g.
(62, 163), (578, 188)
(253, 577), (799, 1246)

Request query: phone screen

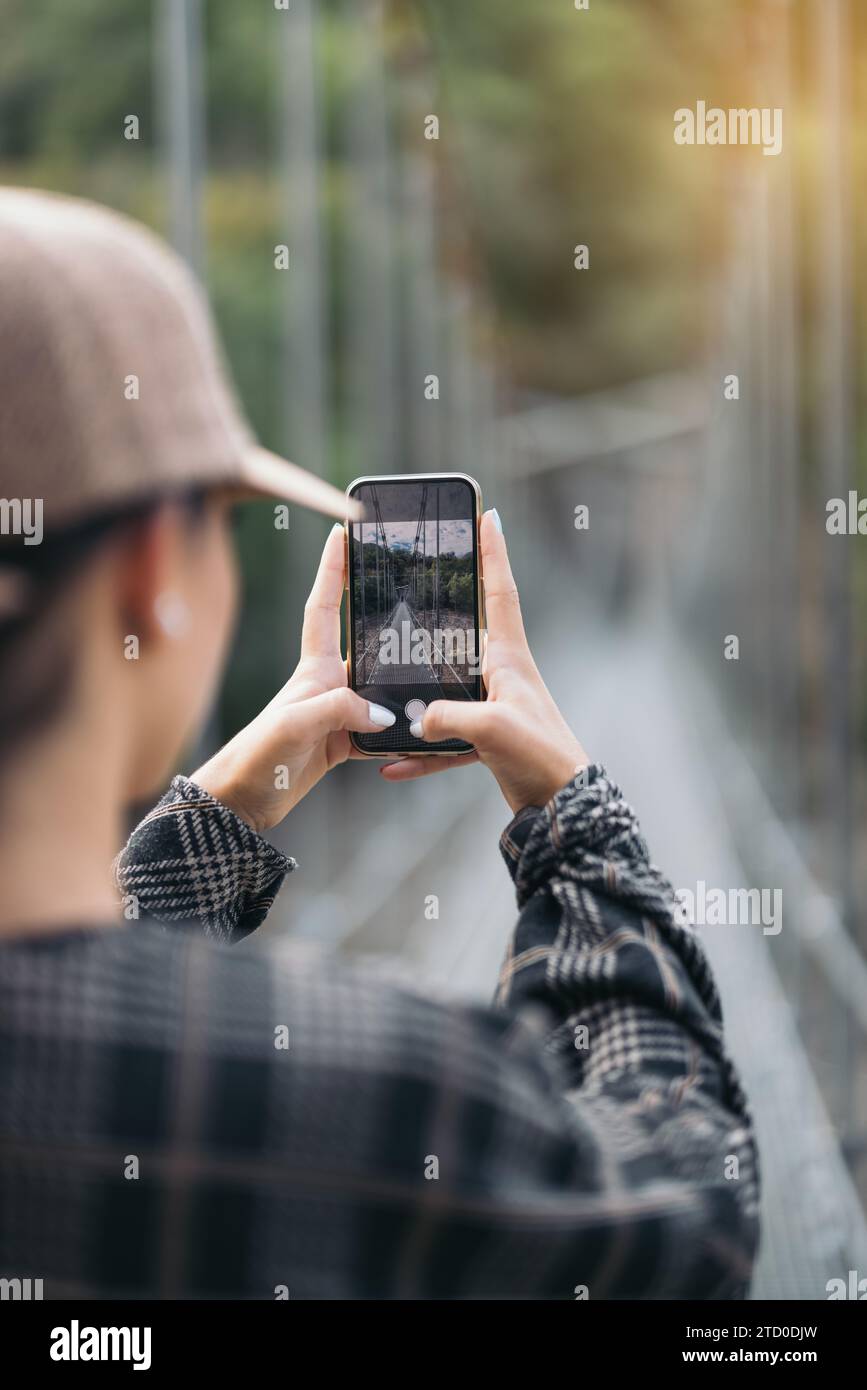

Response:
(347, 475), (483, 755)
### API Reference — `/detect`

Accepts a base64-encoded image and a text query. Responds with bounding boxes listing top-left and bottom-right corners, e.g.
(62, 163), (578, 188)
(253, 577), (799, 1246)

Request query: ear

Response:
(113, 506), (181, 644)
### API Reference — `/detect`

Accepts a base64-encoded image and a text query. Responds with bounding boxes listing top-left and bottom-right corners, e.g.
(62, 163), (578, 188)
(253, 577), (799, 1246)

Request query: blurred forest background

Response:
(2, 0), (867, 1269)
(0, 0), (809, 720)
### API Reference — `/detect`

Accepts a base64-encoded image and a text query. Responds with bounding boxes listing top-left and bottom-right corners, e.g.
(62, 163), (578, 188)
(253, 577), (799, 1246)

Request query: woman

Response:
(0, 188), (758, 1299)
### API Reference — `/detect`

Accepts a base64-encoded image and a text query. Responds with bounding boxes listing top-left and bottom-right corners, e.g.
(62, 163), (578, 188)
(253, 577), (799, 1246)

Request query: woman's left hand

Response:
(192, 524), (394, 832)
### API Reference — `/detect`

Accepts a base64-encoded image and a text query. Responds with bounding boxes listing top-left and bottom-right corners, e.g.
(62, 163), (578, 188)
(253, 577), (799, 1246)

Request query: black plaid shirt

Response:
(0, 764), (759, 1298)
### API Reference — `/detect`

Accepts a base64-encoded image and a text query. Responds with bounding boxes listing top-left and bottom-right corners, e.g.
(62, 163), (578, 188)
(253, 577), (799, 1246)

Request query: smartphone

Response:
(345, 472), (484, 756)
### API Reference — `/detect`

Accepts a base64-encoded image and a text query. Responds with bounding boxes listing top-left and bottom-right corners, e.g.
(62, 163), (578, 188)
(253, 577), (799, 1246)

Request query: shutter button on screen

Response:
(405, 699), (427, 721)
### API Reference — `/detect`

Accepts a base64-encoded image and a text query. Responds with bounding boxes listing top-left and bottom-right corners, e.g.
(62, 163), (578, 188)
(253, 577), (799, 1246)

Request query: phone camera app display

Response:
(349, 477), (481, 754)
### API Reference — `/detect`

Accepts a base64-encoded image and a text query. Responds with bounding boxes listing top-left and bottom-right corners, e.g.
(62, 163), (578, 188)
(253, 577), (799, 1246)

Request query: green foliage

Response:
(0, 0), (155, 160)
(446, 568), (473, 614)
(418, 0), (759, 391)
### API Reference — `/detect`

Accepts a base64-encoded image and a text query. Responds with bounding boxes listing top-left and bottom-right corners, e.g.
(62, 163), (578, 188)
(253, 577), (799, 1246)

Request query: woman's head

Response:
(0, 486), (238, 799)
(0, 187), (355, 804)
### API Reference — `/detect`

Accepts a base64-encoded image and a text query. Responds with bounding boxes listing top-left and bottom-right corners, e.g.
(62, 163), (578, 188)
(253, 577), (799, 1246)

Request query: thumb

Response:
(296, 687), (395, 743)
(415, 698), (492, 748)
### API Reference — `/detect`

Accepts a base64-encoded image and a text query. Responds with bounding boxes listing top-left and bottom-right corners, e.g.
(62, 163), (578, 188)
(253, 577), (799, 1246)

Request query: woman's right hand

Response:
(380, 510), (589, 815)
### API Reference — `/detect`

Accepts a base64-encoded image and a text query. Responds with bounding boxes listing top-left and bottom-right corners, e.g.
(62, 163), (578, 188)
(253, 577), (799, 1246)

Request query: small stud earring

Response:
(154, 591), (190, 639)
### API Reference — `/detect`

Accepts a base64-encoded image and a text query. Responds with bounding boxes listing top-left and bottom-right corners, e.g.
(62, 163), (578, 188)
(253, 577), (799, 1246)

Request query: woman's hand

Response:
(380, 510), (589, 815)
(192, 524), (394, 832)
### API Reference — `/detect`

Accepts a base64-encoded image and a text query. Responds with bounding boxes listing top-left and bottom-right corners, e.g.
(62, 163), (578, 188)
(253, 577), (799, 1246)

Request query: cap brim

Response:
(235, 445), (365, 521)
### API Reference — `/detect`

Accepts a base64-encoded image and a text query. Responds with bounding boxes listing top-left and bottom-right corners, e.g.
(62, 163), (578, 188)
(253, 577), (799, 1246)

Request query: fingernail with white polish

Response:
(368, 703), (396, 727)
(490, 508), (503, 534)
(409, 720), (424, 738)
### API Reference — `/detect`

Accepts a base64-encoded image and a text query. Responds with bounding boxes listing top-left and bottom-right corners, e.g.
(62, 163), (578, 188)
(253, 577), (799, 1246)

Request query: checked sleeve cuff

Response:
(498, 761), (725, 1031)
(115, 775), (296, 942)
(500, 762), (675, 914)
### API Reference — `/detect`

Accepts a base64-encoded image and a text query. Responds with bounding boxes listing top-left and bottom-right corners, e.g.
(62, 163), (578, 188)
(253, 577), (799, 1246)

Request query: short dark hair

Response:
(0, 488), (211, 758)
